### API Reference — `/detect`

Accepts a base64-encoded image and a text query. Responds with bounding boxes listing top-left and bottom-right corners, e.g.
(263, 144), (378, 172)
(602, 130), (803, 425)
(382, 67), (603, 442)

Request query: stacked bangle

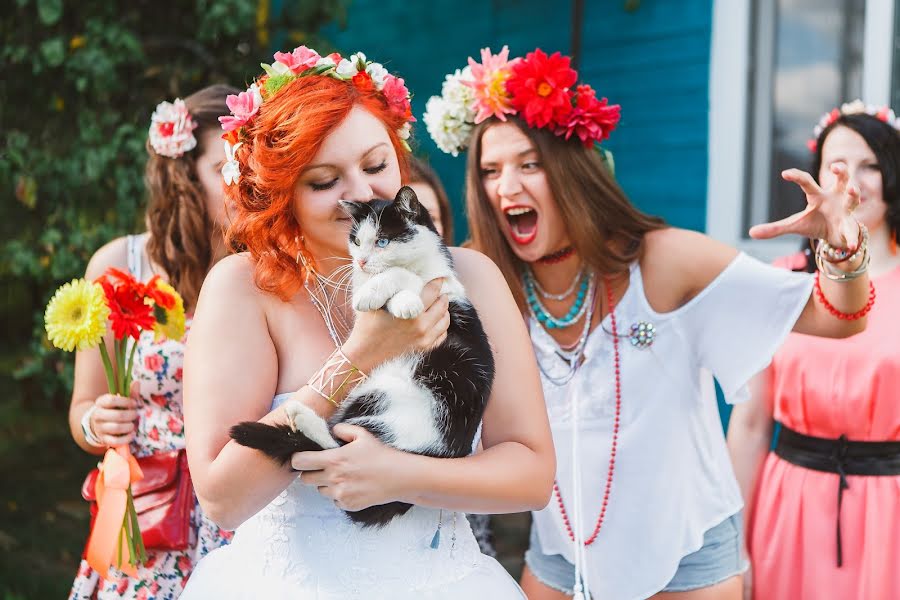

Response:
(818, 222), (868, 264)
(815, 223), (870, 282)
(80, 404), (104, 447)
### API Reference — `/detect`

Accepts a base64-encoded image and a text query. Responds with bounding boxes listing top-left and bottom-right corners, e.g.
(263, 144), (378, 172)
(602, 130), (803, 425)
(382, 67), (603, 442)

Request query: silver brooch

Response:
(628, 321), (656, 349)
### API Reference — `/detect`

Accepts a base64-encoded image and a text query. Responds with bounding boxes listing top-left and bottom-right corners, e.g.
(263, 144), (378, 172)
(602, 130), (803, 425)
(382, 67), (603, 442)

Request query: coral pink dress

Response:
(748, 258), (900, 600)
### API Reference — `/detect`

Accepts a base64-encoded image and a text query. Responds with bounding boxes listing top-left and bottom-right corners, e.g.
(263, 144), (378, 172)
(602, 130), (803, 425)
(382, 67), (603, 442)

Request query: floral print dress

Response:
(69, 234), (231, 600)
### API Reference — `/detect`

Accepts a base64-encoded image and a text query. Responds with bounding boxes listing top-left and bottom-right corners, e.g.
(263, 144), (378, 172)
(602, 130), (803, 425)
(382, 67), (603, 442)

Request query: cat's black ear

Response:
(338, 200), (367, 223)
(394, 186), (421, 218)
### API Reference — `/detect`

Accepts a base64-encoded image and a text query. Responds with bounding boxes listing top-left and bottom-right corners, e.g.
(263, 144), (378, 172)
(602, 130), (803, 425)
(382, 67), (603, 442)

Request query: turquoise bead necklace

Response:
(524, 267), (594, 329)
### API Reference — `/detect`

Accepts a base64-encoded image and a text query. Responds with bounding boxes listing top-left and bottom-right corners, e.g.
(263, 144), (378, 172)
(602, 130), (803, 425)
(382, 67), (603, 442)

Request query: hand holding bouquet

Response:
(44, 267), (185, 576)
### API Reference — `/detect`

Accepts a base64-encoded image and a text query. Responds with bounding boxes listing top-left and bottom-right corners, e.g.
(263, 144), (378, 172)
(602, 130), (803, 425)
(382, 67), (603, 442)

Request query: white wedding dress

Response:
(182, 395), (524, 599)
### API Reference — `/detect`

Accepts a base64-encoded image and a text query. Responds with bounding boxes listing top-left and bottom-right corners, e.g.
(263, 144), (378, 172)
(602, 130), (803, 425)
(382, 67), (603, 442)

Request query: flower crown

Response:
(149, 99), (198, 158)
(423, 46), (621, 156)
(219, 46), (414, 185)
(807, 99), (900, 152)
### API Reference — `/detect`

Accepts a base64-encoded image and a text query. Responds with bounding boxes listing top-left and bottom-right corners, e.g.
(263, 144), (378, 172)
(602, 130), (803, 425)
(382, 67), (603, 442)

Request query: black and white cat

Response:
(231, 186), (495, 527)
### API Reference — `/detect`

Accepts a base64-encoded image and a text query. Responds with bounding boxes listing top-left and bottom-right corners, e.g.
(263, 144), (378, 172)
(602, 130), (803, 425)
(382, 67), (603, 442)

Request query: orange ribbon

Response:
(86, 446), (144, 579)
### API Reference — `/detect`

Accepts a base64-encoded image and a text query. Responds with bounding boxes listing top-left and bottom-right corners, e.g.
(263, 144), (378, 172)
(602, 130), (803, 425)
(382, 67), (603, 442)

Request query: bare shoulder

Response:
(449, 247), (508, 295)
(640, 228), (739, 311)
(199, 253), (259, 299)
(84, 236), (130, 279)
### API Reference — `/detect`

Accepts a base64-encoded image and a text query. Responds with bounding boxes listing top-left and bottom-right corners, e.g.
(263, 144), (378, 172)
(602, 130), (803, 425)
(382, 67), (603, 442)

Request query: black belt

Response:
(774, 424), (900, 567)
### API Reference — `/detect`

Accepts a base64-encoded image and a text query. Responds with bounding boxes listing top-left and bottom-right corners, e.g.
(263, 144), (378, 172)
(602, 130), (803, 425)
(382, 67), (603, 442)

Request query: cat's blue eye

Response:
(351, 235), (360, 246)
(376, 238), (389, 248)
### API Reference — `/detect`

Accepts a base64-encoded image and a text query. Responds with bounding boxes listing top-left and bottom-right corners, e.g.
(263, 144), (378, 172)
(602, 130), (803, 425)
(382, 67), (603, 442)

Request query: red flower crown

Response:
(424, 47), (621, 155)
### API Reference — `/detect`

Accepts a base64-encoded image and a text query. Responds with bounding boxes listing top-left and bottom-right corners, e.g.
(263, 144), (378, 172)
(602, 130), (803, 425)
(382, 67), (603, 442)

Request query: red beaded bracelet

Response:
(813, 272), (876, 320)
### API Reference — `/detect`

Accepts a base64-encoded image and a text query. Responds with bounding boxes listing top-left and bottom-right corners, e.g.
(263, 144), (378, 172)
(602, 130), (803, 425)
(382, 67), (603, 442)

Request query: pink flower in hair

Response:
(273, 46), (322, 74)
(464, 46), (517, 124)
(382, 74), (414, 121)
(218, 84), (263, 132)
(556, 85), (621, 147)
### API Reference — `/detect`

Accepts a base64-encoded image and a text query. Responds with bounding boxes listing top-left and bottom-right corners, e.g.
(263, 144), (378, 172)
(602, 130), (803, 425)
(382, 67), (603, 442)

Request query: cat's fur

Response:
(231, 186), (495, 527)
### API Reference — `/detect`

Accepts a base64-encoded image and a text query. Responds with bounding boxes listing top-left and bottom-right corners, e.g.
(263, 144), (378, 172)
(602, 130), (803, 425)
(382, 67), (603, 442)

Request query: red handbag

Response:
(82, 449), (193, 551)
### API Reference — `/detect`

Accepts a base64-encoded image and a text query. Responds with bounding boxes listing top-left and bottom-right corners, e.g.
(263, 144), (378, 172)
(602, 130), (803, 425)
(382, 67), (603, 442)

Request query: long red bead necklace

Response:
(552, 277), (621, 546)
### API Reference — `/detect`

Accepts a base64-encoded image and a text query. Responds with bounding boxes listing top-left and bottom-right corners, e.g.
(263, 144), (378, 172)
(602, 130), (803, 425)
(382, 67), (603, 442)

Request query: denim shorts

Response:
(524, 512), (748, 594)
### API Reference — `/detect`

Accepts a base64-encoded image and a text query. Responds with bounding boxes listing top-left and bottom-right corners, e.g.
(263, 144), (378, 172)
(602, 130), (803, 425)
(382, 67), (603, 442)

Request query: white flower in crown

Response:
(316, 55), (337, 68)
(367, 62), (389, 89)
(149, 99), (198, 158)
(840, 99), (867, 115)
(423, 67), (477, 156)
(261, 60), (293, 77)
(424, 97), (473, 156)
(222, 141), (242, 186)
(398, 122), (412, 141)
(336, 52), (367, 79)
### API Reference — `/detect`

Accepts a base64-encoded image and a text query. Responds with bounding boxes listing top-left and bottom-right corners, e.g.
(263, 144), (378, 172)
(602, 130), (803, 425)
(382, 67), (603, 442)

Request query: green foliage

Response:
(2, 3), (350, 596)
(1, 0), (347, 414)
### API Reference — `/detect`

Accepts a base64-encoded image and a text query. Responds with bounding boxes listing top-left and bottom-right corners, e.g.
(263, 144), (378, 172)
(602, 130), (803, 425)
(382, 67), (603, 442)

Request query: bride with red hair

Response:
(179, 48), (553, 598)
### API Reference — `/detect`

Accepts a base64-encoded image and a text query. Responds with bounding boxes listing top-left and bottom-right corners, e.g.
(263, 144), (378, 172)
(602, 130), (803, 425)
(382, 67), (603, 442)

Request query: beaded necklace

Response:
(524, 269), (593, 329)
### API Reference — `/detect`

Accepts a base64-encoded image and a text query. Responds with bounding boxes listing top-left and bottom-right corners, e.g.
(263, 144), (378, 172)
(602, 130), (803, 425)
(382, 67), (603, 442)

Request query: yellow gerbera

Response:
(151, 280), (186, 342)
(44, 279), (110, 352)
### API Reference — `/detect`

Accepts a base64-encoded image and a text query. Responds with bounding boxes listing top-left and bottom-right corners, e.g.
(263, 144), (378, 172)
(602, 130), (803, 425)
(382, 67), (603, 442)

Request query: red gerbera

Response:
(97, 269), (155, 341)
(556, 85), (622, 147)
(505, 49), (577, 129)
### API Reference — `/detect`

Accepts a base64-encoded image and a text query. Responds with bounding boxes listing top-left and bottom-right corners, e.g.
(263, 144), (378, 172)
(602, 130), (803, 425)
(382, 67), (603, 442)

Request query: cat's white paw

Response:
(353, 280), (394, 312)
(284, 400), (339, 449)
(386, 290), (425, 319)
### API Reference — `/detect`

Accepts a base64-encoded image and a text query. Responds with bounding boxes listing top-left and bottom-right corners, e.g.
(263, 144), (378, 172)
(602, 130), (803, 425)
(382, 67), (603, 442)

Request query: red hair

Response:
(225, 76), (410, 300)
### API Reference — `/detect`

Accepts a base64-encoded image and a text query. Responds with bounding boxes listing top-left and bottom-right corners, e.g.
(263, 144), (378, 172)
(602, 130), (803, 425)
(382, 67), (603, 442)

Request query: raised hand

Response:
(749, 164), (861, 252)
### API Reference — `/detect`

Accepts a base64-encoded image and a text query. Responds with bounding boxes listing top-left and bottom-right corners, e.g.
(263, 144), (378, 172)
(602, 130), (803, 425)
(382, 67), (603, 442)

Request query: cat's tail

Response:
(230, 422), (324, 466)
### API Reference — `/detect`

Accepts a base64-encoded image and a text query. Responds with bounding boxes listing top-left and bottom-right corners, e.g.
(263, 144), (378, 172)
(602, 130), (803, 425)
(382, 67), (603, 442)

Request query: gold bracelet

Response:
(307, 347), (368, 408)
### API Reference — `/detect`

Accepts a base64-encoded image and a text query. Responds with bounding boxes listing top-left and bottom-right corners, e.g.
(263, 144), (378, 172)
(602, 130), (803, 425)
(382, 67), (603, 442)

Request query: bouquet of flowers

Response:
(44, 267), (185, 576)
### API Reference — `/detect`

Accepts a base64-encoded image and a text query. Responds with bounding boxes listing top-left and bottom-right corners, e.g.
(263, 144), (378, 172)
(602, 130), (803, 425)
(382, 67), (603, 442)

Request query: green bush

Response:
(1, 0), (347, 410)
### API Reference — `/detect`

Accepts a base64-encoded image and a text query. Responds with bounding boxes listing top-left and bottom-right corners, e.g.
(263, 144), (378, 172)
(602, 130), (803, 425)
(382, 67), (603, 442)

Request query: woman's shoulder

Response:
(449, 247), (505, 288)
(201, 253), (258, 297)
(84, 236), (132, 279)
(640, 227), (740, 311)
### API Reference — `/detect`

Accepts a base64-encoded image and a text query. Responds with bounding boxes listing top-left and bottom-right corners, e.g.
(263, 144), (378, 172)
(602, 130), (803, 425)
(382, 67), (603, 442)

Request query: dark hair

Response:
(144, 84), (240, 309)
(465, 116), (666, 310)
(799, 112), (900, 272)
(406, 156), (454, 244)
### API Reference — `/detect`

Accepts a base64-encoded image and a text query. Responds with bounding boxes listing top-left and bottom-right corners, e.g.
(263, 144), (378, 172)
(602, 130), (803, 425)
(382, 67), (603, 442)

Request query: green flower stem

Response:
(127, 486), (147, 564)
(123, 338), (139, 395)
(98, 343), (118, 394)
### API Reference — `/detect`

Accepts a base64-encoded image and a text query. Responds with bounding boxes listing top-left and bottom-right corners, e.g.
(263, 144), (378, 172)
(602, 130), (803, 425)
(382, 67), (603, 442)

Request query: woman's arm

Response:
(182, 255), (296, 530)
(726, 367), (775, 541)
(294, 248), (556, 514)
(184, 256), (453, 530)
(642, 227), (867, 340)
(69, 237), (139, 455)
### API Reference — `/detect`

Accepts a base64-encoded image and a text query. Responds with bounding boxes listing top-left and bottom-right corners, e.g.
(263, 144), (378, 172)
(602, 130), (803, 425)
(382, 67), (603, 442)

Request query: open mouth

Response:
(503, 206), (538, 245)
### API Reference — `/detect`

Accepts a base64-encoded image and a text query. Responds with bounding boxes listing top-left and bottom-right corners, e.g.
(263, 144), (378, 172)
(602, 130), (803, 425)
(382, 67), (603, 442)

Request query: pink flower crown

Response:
(149, 99), (197, 158)
(219, 46), (414, 185)
(807, 99), (900, 152)
(423, 46), (621, 156)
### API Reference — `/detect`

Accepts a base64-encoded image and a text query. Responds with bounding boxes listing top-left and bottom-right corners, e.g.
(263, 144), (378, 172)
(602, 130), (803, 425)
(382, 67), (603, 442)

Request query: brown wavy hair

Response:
(224, 76), (411, 301)
(407, 156), (454, 244)
(465, 116), (666, 310)
(144, 84), (239, 310)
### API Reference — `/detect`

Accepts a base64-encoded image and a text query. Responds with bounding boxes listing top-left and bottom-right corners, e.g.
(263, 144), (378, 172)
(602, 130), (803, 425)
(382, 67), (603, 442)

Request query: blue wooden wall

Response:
(579, 0), (713, 231)
(323, 0), (713, 238)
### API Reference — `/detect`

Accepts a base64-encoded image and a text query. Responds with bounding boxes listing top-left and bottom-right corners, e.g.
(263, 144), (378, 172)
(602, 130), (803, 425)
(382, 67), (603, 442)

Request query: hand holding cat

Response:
(342, 278), (450, 371)
(293, 423), (411, 511)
